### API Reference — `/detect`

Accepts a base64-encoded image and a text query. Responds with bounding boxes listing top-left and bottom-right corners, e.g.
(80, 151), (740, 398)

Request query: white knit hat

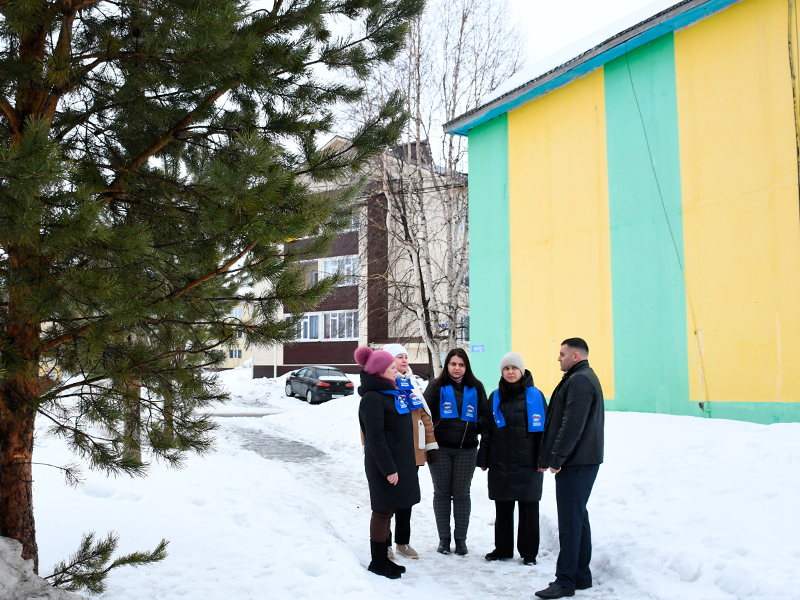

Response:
(383, 343), (408, 358)
(499, 351), (525, 373)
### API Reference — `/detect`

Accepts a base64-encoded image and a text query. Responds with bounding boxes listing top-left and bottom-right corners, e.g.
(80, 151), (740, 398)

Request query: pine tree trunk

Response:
(164, 397), (174, 442)
(1, 248), (43, 572)
(0, 398), (38, 573)
(123, 383), (142, 463)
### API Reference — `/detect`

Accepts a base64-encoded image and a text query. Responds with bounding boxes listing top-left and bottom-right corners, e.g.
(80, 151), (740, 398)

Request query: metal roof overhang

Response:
(443, 0), (743, 137)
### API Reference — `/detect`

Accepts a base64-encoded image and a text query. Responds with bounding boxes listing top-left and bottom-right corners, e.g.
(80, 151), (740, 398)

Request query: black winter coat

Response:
(477, 371), (546, 502)
(539, 360), (604, 471)
(424, 376), (488, 449)
(358, 371), (421, 511)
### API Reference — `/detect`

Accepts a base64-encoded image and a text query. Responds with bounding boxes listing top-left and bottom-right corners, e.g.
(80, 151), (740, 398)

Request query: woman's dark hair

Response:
(434, 348), (479, 388)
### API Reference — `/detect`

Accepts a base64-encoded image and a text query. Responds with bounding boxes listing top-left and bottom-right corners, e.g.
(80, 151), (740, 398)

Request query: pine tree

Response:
(0, 0), (423, 571)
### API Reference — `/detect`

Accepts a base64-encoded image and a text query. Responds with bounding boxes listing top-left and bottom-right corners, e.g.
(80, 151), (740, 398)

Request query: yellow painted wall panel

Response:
(675, 0), (800, 403)
(507, 69), (615, 396)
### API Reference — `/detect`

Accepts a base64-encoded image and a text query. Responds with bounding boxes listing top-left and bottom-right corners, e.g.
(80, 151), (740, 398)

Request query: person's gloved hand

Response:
(426, 449), (437, 464)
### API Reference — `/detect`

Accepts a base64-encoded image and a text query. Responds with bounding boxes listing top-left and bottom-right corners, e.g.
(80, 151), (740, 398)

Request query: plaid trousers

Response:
(428, 446), (478, 541)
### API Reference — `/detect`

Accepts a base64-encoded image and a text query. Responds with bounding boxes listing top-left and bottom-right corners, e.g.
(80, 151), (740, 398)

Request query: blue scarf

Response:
(397, 377), (425, 409)
(492, 386), (546, 432)
(439, 385), (478, 423)
(379, 390), (410, 414)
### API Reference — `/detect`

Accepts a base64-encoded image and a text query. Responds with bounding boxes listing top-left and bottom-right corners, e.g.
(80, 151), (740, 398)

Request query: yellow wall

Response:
(507, 70), (615, 396)
(675, 0), (800, 402)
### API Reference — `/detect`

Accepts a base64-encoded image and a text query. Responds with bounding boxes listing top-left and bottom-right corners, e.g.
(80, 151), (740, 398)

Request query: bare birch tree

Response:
(356, 0), (525, 375)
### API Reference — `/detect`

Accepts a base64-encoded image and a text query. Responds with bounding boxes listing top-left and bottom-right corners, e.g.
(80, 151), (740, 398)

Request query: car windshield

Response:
(316, 368), (346, 378)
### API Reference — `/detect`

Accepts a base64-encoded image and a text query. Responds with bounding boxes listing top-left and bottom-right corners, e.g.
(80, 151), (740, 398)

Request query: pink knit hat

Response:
(354, 346), (396, 377)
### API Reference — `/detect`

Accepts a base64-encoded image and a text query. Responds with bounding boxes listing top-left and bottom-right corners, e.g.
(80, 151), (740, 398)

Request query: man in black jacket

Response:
(535, 338), (604, 599)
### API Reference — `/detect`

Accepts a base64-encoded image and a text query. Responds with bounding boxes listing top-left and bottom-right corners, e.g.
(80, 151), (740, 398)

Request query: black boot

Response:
(368, 540), (401, 579)
(437, 538), (451, 554)
(454, 539), (468, 555)
(385, 540), (406, 574)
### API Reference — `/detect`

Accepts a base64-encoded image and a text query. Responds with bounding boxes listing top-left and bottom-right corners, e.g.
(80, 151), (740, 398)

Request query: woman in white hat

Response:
(383, 343), (438, 560)
(477, 351), (547, 565)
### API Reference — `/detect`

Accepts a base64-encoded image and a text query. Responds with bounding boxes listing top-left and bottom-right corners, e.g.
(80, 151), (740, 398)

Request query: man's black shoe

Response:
(454, 539), (468, 555)
(534, 583), (575, 598)
(576, 582), (592, 590)
(437, 538), (451, 554)
(484, 550), (512, 561)
(522, 556), (537, 565)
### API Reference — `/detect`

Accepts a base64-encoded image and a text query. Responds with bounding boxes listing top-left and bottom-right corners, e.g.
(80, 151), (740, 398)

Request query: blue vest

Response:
(439, 385), (478, 423)
(397, 377), (425, 410)
(379, 390), (410, 414)
(492, 386), (546, 432)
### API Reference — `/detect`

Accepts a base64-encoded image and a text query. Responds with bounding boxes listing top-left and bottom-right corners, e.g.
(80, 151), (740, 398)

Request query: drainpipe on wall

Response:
(698, 401), (712, 418)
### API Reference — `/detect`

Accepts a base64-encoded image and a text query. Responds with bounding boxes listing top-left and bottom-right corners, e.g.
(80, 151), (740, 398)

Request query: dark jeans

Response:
(494, 500), (540, 559)
(554, 464), (600, 591)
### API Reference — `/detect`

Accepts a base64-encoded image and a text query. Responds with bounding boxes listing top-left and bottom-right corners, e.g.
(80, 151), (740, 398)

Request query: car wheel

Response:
(285, 383), (293, 397)
(305, 390), (314, 404)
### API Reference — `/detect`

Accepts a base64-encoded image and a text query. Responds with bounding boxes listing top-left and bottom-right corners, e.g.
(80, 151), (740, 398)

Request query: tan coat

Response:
(412, 406), (437, 465)
(399, 367), (438, 466)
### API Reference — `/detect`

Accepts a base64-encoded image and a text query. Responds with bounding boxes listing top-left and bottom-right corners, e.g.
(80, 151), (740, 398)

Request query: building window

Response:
(229, 349), (242, 359)
(348, 212), (360, 232)
(230, 308), (243, 318)
(321, 255), (358, 286)
(296, 314), (319, 341)
(459, 315), (470, 342)
(292, 310), (359, 341)
(324, 310), (360, 340)
(236, 331), (243, 338)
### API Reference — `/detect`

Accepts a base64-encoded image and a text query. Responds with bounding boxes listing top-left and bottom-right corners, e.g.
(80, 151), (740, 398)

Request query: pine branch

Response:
(166, 241), (258, 301)
(0, 98), (21, 135)
(46, 531), (168, 595)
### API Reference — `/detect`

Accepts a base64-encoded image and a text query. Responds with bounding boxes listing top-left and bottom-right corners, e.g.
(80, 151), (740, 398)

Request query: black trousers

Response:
(493, 500), (540, 559)
(554, 464), (600, 591)
(394, 507), (412, 545)
(393, 466), (418, 545)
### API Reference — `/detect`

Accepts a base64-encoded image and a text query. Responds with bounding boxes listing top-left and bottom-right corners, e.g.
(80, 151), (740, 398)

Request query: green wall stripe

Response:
(705, 402), (800, 425)
(467, 115), (511, 388)
(604, 34), (693, 415)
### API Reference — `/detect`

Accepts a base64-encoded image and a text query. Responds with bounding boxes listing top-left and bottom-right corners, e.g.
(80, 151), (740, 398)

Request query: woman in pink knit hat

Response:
(355, 346), (420, 580)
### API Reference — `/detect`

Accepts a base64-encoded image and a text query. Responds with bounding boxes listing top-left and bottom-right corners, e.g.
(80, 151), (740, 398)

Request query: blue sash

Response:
(397, 378), (425, 410)
(492, 386), (546, 432)
(379, 390), (410, 414)
(439, 385), (478, 423)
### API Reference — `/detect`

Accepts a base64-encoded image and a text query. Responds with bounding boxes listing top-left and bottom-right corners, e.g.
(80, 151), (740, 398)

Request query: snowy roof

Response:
(444, 0), (742, 136)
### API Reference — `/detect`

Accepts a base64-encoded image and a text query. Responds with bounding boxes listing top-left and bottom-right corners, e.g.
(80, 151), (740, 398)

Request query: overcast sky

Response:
(507, 0), (661, 63)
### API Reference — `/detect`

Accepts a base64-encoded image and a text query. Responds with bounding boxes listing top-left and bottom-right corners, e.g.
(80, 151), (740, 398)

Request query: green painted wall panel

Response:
(604, 34), (693, 416)
(467, 115), (511, 388)
(706, 402), (800, 425)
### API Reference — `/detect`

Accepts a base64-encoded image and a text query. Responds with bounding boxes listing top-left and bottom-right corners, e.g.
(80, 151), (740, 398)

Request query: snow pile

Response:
(0, 537), (86, 600)
(28, 366), (800, 599)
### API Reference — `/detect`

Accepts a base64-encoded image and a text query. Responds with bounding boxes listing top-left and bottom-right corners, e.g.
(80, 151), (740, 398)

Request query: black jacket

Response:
(538, 360), (604, 471)
(424, 376), (488, 449)
(358, 371), (421, 511)
(477, 371), (545, 502)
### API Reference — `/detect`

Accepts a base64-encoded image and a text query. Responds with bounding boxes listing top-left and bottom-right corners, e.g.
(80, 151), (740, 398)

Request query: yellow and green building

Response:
(445, 0), (800, 423)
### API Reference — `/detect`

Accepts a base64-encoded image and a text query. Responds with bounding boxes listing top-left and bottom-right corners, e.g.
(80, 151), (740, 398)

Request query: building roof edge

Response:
(443, 0), (741, 136)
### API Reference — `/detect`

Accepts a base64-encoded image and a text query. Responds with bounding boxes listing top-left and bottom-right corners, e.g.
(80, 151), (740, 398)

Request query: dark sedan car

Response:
(285, 366), (355, 404)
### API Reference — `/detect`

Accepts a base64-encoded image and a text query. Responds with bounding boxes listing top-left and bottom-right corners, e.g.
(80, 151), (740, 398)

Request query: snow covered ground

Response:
(33, 366), (800, 599)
